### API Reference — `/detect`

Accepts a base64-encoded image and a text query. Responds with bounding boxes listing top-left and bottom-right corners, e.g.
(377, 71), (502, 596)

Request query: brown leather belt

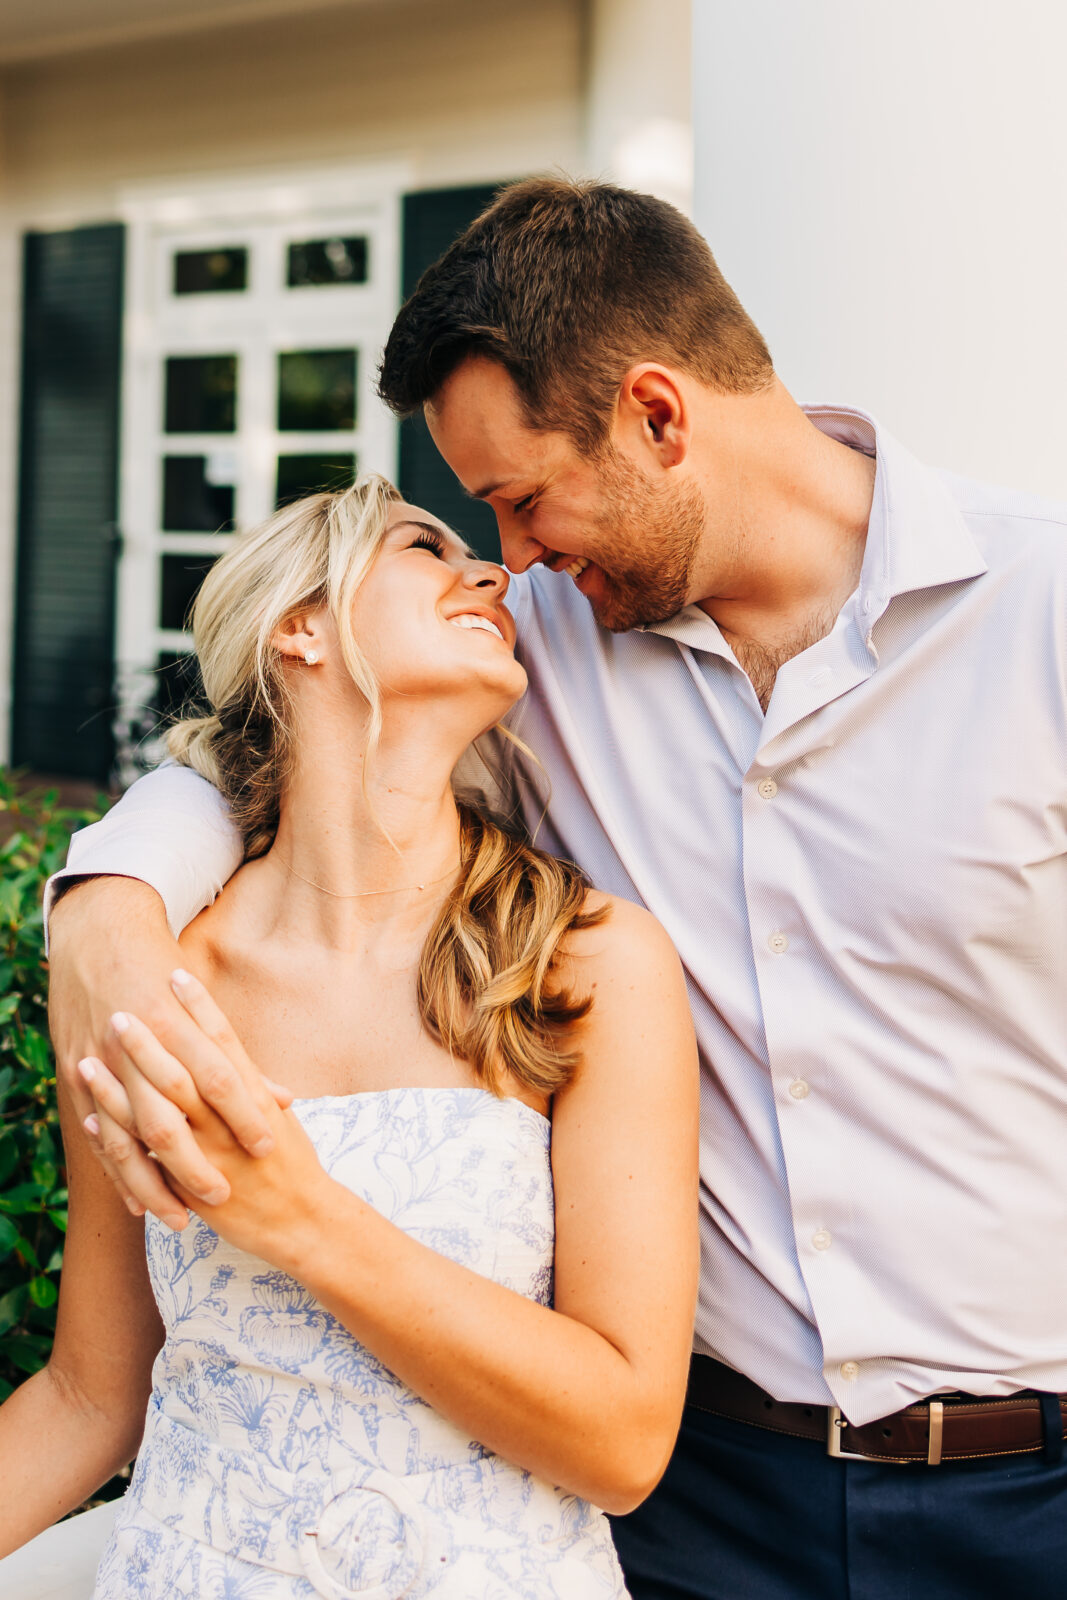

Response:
(687, 1354), (1067, 1465)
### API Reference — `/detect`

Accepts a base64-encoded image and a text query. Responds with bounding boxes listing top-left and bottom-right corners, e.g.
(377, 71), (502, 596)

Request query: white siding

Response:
(0, 0), (583, 213)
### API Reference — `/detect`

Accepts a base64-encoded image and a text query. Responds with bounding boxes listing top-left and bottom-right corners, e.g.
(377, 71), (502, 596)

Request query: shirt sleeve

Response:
(44, 762), (244, 943)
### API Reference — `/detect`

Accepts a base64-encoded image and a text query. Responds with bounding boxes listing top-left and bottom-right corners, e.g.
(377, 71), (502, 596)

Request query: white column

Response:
(585, 0), (693, 216)
(693, 0), (1067, 497)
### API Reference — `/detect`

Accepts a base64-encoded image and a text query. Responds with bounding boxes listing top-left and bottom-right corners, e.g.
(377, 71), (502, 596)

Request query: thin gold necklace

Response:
(276, 856), (460, 899)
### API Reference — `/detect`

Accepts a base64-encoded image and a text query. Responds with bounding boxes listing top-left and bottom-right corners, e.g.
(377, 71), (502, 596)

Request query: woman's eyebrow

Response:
(393, 519), (479, 560)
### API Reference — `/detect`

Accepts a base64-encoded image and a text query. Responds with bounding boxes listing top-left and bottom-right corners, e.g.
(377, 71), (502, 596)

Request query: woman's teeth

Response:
(450, 613), (504, 641)
(564, 557), (590, 580)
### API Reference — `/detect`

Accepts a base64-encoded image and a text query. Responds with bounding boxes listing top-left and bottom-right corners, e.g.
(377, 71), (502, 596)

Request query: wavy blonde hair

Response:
(168, 474), (604, 1096)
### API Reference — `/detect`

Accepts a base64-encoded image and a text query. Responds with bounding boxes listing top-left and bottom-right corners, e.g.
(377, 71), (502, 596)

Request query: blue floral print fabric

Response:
(91, 1087), (630, 1598)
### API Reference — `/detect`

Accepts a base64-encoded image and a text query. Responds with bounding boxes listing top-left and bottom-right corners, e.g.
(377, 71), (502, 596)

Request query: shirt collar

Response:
(643, 403), (988, 651)
(804, 404), (987, 617)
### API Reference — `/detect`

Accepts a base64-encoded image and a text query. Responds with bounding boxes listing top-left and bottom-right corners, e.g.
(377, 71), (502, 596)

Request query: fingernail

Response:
(171, 969), (192, 987)
(125, 1196), (145, 1217)
(77, 1058), (97, 1083)
(201, 1186), (228, 1206)
(250, 1135), (275, 1159)
(110, 1011), (130, 1034)
(163, 1213), (187, 1232)
(84, 1114), (100, 1137)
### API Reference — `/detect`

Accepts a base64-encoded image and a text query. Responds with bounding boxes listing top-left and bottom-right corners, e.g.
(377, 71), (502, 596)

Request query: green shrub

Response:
(0, 772), (106, 1398)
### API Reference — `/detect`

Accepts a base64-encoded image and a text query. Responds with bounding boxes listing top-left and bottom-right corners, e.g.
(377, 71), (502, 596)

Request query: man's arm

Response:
(46, 761), (241, 939)
(47, 765), (276, 1222)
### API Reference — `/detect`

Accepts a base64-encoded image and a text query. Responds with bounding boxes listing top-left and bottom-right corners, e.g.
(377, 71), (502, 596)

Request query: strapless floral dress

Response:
(91, 1087), (630, 1599)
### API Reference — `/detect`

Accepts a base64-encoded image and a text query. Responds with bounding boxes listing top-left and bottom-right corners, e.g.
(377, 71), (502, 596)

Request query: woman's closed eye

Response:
(410, 529), (446, 557)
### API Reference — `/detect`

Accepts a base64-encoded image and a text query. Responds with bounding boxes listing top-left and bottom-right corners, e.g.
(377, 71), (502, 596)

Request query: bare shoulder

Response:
(552, 889), (697, 1116)
(555, 890), (694, 1083)
(561, 889), (685, 993)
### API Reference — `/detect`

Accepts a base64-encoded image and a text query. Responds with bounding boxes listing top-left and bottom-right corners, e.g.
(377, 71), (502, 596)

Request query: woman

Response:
(0, 476), (699, 1597)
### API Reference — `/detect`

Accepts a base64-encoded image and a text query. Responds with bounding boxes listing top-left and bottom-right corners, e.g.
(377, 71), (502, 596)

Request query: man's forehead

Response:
(426, 364), (547, 491)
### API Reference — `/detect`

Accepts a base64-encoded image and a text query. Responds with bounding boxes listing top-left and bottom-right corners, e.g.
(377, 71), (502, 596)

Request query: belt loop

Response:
(1039, 1393), (1064, 1465)
(926, 1400), (944, 1466)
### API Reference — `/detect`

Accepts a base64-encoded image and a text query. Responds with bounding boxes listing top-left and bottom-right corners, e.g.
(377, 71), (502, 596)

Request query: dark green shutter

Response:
(12, 224), (124, 782)
(398, 185), (506, 559)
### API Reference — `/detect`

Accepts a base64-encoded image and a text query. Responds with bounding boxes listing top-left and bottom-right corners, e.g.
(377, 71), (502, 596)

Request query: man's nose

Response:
(497, 523), (544, 575)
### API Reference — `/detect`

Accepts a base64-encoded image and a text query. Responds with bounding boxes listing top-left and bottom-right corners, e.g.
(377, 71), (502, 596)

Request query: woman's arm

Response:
(86, 900), (700, 1512)
(0, 1076), (164, 1558)
(47, 763), (277, 1223)
(313, 898), (700, 1510)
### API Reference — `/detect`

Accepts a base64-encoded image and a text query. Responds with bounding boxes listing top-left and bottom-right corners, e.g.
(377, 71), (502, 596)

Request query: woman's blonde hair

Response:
(168, 474), (604, 1097)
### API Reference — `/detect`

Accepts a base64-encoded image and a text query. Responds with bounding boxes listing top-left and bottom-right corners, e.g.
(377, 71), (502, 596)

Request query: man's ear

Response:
(617, 364), (690, 469)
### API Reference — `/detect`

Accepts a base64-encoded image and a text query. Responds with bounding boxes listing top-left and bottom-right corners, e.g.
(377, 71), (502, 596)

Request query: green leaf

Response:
(0, 995), (19, 1026)
(0, 1182), (46, 1213)
(0, 1214), (19, 1262)
(46, 1210), (68, 1234)
(14, 1027), (52, 1078)
(31, 1157), (57, 1191)
(15, 1234), (39, 1270)
(45, 1245), (63, 1272)
(28, 1275), (57, 1309)
(0, 1283), (28, 1336)
(4, 1331), (52, 1373)
(0, 878), (21, 922)
(0, 1377), (12, 1402)
(0, 1134), (16, 1184)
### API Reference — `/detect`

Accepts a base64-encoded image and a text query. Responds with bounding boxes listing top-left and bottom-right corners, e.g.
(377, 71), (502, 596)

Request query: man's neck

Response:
(690, 386), (876, 682)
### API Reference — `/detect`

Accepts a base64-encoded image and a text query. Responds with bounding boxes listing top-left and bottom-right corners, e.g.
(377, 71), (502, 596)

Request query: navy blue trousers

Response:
(610, 1404), (1067, 1600)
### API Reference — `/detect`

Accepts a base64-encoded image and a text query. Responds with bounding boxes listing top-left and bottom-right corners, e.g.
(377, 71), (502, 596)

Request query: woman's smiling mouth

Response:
(449, 612), (505, 642)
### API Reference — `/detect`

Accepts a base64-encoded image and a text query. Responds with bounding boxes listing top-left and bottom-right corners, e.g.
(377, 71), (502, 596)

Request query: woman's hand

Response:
(79, 971), (334, 1272)
(50, 884), (292, 1229)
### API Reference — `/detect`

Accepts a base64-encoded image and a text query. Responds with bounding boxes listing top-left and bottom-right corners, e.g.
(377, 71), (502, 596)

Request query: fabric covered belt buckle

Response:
(299, 1466), (445, 1599)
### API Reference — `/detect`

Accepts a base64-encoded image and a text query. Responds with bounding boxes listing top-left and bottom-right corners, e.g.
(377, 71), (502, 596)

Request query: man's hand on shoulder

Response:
(48, 876), (284, 1227)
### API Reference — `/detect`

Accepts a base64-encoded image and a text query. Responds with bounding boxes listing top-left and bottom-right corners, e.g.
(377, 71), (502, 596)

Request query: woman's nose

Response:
(464, 559), (510, 599)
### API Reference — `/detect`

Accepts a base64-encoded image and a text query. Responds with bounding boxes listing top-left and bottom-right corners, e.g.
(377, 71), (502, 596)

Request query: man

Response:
(49, 178), (1067, 1598)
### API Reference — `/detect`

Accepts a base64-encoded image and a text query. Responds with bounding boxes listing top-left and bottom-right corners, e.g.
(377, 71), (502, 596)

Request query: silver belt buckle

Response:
(826, 1405), (874, 1461)
(827, 1400), (944, 1464)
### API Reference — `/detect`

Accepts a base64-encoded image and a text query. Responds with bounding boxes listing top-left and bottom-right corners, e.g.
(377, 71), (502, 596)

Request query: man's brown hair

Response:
(378, 175), (774, 454)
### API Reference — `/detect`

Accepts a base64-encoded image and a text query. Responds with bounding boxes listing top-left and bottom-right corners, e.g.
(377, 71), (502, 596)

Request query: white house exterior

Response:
(2, 0), (1063, 787)
(0, 0), (691, 782)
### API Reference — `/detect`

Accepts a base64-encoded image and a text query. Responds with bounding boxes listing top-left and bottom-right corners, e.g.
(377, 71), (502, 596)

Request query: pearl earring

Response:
(304, 650), (319, 665)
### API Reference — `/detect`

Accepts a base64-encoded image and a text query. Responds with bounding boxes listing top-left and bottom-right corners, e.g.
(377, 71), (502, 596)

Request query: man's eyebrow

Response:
(466, 481), (508, 502)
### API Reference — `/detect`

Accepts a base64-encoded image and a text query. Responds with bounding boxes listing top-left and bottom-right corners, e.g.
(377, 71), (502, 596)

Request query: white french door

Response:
(116, 164), (404, 774)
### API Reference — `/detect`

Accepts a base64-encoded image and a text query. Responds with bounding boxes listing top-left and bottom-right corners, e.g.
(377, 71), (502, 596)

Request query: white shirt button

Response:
(840, 1361), (860, 1381)
(788, 1079), (810, 1100)
(757, 778), (778, 799)
(812, 1229), (832, 1251)
(767, 931), (789, 954)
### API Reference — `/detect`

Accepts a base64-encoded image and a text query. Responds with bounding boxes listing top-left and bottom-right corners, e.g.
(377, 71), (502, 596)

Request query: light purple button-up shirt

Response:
(53, 407), (1067, 1425)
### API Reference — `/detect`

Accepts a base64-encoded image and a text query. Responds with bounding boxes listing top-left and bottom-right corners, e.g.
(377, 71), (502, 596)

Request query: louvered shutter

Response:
(13, 224), (124, 781)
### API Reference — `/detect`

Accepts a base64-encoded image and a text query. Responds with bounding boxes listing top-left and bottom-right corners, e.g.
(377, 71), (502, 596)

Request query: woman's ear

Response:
(271, 611), (326, 666)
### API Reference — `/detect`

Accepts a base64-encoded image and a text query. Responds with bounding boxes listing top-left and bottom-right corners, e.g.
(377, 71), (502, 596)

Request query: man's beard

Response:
(581, 452), (705, 632)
